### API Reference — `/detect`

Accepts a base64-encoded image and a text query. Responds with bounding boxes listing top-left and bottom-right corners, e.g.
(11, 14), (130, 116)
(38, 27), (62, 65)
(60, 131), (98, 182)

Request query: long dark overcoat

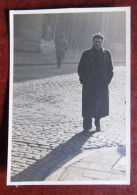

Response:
(78, 47), (113, 118)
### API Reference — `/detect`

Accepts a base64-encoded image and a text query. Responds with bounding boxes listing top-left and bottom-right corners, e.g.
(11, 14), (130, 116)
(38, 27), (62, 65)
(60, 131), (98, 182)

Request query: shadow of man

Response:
(11, 131), (96, 182)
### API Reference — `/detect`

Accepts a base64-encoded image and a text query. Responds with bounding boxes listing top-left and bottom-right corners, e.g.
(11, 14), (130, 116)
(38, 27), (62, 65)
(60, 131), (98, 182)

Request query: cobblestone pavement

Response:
(10, 64), (127, 182)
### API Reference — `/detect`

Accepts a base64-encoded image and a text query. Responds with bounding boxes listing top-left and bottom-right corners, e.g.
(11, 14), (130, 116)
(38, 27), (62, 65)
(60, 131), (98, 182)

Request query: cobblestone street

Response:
(10, 63), (127, 182)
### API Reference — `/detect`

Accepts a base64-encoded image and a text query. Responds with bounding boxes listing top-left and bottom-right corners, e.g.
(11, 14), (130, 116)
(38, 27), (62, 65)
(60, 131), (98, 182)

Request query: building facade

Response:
(14, 12), (126, 61)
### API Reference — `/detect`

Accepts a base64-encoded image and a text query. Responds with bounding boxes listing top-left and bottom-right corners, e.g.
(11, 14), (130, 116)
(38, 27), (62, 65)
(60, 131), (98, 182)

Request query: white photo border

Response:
(7, 7), (131, 186)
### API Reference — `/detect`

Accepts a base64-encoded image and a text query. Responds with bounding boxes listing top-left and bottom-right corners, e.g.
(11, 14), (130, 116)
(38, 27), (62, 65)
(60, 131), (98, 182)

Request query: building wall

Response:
(14, 14), (43, 52)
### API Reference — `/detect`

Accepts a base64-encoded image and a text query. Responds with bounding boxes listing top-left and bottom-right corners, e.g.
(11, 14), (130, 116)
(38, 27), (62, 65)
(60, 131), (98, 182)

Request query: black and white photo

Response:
(7, 7), (131, 185)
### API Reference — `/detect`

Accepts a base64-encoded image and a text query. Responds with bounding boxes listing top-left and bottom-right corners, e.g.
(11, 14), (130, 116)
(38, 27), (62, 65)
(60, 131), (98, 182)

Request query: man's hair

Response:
(92, 33), (104, 40)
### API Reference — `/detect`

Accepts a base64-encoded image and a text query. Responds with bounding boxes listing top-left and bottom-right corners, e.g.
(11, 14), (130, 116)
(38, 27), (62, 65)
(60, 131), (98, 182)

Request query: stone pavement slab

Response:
(45, 147), (126, 181)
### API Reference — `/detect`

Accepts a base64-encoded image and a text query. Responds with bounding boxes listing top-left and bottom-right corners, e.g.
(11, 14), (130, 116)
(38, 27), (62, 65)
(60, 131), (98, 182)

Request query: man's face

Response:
(93, 38), (103, 50)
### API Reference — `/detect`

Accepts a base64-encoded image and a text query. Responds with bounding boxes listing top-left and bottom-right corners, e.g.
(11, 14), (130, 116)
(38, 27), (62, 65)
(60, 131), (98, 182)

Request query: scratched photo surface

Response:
(7, 8), (130, 185)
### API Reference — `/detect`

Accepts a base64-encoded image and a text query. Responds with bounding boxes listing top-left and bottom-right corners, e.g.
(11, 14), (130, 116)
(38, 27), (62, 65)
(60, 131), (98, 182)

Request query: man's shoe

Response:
(84, 126), (91, 131)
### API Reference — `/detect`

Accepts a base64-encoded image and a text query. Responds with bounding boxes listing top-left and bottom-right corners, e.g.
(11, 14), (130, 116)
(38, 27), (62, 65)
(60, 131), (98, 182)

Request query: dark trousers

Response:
(83, 117), (100, 130)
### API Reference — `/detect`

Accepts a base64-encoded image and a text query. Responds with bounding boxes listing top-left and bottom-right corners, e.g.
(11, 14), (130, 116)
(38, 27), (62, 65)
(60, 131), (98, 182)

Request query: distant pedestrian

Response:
(78, 33), (113, 131)
(55, 33), (68, 68)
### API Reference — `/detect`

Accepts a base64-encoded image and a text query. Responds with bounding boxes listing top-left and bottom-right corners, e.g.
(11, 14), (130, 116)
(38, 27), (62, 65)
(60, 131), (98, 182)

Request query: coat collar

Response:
(91, 46), (104, 53)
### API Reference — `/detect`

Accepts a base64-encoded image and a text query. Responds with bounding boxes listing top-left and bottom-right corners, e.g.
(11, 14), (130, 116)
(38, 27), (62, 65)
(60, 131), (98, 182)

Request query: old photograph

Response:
(7, 7), (130, 185)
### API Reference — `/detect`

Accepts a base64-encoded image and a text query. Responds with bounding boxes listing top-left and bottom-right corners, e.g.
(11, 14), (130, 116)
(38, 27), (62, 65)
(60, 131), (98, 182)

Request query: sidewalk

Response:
(14, 50), (82, 65)
(45, 146), (126, 181)
(14, 50), (126, 66)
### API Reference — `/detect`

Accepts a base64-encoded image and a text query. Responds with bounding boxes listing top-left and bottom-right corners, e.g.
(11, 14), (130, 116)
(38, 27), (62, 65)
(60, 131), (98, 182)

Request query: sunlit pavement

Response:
(10, 63), (127, 182)
(45, 146), (126, 181)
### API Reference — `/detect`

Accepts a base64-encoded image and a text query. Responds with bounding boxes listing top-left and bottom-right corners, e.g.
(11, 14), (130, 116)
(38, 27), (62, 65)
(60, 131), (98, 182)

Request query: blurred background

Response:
(14, 11), (126, 66)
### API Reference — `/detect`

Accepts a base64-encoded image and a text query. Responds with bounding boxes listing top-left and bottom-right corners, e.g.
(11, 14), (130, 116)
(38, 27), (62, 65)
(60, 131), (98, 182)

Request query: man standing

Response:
(55, 33), (68, 68)
(78, 33), (113, 131)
